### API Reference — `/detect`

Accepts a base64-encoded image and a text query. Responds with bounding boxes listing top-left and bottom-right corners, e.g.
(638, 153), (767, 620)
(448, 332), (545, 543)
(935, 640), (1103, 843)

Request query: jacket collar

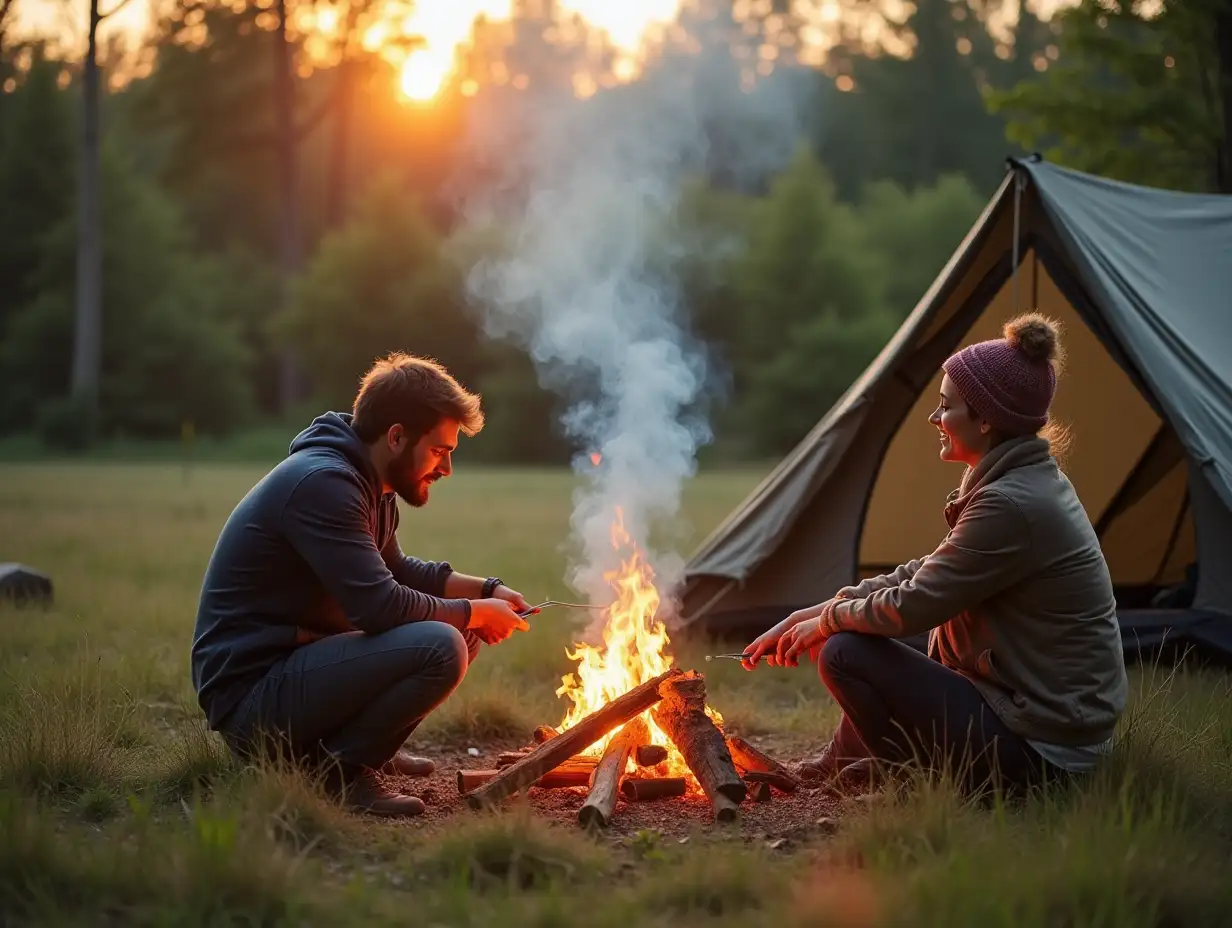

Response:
(943, 435), (1053, 527)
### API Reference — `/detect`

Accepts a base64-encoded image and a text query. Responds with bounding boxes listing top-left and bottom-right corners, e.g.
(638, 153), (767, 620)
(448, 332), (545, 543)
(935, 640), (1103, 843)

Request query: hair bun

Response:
(1004, 313), (1059, 364)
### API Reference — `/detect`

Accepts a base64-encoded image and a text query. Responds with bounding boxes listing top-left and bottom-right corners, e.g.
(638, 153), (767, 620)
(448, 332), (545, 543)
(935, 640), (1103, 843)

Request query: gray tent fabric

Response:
(1024, 161), (1232, 512)
(677, 158), (1232, 664)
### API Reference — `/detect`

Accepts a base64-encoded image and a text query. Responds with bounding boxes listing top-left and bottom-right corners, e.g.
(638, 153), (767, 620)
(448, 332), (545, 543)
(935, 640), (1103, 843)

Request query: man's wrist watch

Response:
(481, 577), (503, 599)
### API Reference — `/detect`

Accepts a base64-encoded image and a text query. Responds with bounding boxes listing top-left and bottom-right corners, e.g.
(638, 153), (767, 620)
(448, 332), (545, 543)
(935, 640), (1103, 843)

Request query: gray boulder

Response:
(0, 563), (54, 607)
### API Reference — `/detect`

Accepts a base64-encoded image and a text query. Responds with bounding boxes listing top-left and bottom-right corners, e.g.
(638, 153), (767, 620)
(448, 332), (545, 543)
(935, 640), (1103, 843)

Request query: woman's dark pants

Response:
(818, 632), (1067, 794)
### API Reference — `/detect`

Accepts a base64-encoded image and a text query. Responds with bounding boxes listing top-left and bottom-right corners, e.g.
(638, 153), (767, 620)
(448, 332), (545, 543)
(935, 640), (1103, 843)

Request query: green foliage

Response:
(281, 173), (472, 406)
(0, 137), (255, 440)
(989, 0), (1229, 193)
(6, 0), (1200, 462)
(0, 48), (74, 332)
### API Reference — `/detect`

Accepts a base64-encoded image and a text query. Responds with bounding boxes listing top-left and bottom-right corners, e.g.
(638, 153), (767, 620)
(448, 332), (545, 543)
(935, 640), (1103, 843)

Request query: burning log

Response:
(464, 668), (683, 810)
(726, 736), (800, 793)
(634, 744), (669, 767)
(457, 766), (592, 795)
(652, 672), (746, 822)
(749, 780), (772, 802)
(533, 725), (557, 744)
(621, 777), (687, 801)
(497, 751), (598, 770)
(578, 717), (648, 829)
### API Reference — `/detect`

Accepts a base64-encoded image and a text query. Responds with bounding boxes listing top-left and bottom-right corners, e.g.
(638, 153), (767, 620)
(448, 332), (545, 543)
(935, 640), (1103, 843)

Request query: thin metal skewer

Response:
(703, 653), (751, 662)
(519, 600), (609, 616)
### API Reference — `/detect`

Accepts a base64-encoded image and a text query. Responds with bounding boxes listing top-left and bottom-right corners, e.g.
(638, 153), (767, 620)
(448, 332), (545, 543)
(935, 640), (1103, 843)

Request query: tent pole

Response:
(1012, 170), (1027, 312)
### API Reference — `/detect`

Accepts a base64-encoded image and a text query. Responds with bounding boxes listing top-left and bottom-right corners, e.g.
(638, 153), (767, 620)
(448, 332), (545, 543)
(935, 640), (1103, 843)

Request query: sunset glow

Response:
(394, 0), (683, 102)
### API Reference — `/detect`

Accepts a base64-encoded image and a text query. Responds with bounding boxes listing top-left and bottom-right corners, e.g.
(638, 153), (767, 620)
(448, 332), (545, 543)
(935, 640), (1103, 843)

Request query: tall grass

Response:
(1, 462), (1229, 926)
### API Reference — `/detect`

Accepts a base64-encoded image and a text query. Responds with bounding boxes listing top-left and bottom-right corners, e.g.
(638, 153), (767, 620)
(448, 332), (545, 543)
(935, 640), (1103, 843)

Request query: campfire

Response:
(457, 510), (798, 827)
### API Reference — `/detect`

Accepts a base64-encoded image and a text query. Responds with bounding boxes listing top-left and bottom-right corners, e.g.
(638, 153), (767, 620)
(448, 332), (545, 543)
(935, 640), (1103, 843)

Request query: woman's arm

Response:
(818, 490), (1033, 639)
(834, 558), (929, 600)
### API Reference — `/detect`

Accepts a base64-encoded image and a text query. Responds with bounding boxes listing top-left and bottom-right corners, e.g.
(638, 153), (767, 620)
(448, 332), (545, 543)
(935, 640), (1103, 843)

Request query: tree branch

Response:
(99, 0), (133, 20)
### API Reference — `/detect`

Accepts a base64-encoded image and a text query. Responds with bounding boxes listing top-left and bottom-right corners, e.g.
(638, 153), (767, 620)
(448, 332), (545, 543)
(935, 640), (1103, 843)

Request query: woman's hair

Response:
(975, 313), (1073, 464)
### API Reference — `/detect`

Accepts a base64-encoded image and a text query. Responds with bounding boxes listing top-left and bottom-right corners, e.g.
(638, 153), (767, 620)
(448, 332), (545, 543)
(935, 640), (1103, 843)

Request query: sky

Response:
(11, 0), (1061, 101)
(13, 0), (691, 99)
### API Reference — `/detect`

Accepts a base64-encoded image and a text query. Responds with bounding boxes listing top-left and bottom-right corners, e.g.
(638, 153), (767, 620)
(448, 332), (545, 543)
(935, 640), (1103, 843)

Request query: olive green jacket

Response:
(819, 435), (1129, 748)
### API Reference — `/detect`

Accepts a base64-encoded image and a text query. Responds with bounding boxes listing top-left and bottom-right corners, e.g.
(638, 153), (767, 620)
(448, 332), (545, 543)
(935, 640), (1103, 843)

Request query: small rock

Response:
(815, 816), (838, 835)
(768, 837), (789, 851)
(677, 836), (689, 844)
(467, 747), (480, 757)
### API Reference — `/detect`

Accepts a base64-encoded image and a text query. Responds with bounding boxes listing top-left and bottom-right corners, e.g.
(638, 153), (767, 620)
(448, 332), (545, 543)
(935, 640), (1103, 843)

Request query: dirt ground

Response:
(386, 733), (845, 846)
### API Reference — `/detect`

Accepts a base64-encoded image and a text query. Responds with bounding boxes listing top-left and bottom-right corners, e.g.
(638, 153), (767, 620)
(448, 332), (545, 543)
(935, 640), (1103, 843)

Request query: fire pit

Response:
(456, 513), (799, 828)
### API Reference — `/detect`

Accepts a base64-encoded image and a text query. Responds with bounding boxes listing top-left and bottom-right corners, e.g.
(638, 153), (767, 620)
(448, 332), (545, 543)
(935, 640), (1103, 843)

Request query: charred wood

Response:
(464, 669), (681, 810)
(578, 717), (648, 829)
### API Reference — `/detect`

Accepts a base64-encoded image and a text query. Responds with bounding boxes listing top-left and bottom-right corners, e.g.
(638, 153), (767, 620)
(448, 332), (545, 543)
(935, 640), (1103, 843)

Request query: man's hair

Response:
(351, 352), (484, 443)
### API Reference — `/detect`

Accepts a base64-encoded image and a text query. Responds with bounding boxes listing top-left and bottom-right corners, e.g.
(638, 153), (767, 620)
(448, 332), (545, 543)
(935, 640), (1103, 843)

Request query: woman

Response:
(743, 313), (1129, 795)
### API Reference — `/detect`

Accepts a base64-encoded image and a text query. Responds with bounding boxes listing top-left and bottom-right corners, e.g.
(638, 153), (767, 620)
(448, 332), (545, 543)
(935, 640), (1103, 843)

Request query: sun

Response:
(399, 49), (448, 101)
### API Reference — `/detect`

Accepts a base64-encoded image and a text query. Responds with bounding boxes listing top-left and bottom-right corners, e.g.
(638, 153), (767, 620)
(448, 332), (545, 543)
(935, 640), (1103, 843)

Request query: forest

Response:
(1, 0), (1227, 462)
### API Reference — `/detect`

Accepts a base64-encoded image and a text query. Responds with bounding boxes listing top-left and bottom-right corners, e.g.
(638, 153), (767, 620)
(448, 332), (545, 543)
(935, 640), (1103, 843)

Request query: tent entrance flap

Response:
(859, 252), (1161, 579)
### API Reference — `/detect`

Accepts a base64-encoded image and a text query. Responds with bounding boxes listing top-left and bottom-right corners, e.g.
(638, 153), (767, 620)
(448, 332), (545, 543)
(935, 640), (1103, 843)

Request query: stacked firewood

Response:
(457, 668), (799, 828)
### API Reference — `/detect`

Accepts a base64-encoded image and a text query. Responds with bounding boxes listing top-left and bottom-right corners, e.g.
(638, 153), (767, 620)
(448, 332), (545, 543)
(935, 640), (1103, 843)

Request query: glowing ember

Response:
(589, 452), (602, 466)
(555, 508), (722, 789)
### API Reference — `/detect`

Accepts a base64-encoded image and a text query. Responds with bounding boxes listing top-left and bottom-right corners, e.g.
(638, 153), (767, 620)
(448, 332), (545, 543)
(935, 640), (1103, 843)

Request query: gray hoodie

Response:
(190, 412), (472, 729)
(820, 435), (1129, 748)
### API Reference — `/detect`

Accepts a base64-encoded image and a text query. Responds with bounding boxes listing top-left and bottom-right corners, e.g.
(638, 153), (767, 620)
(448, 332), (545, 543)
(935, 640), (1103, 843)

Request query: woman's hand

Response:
(742, 604), (828, 670)
(778, 617), (828, 667)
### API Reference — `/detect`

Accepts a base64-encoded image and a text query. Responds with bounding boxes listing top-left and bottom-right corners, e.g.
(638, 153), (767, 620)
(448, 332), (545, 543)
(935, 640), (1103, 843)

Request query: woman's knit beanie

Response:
(941, 313), (1062, 434)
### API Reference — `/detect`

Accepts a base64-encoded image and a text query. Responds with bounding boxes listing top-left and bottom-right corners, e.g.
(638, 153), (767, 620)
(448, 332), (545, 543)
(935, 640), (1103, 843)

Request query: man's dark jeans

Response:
(818, 632), (1068, 794)
(218, 621), (479, 772)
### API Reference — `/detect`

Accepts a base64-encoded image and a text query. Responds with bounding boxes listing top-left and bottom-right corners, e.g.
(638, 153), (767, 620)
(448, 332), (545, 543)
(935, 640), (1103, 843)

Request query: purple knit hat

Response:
(941, 314), (1061, 434)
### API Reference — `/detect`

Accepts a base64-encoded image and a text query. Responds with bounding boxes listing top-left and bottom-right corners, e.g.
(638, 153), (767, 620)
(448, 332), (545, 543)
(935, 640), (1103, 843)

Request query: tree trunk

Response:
(71, 0), (102, 416)
(275, 0), (301, 411)
(1216, 5), (1232, 193)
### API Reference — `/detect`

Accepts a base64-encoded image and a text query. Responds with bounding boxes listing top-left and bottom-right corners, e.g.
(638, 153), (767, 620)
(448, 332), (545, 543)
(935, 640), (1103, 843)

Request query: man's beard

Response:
(388, 449), (435, 507)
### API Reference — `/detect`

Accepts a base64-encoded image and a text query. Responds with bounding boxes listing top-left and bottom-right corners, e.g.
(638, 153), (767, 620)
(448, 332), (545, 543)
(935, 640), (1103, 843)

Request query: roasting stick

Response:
(518, 600), (608, 616)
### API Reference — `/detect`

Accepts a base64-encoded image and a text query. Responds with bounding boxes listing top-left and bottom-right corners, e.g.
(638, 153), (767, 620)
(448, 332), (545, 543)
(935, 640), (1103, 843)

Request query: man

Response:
(191, 352), (532, 817)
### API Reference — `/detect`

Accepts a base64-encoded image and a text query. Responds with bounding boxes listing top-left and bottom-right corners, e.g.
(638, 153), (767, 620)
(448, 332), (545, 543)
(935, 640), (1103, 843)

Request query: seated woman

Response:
(743, 313), (1129, 796)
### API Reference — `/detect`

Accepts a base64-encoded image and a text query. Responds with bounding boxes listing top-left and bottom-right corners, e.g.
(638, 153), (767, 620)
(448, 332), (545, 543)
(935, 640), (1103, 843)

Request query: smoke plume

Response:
(456, 39), (809, 621)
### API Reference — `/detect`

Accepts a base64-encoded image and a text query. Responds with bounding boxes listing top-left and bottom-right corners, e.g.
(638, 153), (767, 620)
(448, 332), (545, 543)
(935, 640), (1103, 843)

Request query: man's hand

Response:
(742, 604), (827, 670)
(778, 616), (828, 667)
(468, 598), (531, 645)
(492, 584), (533, 615)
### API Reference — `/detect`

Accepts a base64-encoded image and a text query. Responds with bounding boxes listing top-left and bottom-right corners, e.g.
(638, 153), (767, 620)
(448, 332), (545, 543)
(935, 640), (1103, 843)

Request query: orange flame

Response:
(589, 452), (602, 467)
(555, 508), (721, 789)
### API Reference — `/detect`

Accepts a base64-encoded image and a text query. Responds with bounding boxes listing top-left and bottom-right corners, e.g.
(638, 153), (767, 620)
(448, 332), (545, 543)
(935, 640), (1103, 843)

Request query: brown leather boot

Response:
(793, 740), (844, 784)
(333, 767), (426, 818)
(379, 749), (436, 778)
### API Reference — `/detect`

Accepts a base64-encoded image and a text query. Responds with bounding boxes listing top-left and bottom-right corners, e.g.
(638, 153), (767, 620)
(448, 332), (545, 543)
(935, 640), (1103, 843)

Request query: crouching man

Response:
(190, 352), (531, 817)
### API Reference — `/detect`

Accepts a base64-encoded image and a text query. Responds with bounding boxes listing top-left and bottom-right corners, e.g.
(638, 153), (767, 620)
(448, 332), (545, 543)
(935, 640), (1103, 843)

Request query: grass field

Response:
(2, 461), (1232, 927)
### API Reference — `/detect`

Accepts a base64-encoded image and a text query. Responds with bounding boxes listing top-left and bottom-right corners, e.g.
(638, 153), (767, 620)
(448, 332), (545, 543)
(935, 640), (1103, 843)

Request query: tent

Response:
(675, 156), (1232, 665)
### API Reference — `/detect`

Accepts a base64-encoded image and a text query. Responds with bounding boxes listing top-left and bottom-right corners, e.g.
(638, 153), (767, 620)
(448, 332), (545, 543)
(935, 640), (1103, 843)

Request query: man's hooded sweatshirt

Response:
(190, 412), (472, 730)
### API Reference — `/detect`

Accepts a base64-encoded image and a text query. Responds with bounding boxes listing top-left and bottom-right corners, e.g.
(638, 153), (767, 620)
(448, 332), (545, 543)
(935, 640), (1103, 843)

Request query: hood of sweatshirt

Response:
(287, 411), (382, 498)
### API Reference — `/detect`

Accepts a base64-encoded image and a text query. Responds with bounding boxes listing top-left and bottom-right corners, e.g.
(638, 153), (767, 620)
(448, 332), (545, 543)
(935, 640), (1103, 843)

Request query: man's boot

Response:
(328, 765), (426, 818)
(380, 749), (436, 778)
